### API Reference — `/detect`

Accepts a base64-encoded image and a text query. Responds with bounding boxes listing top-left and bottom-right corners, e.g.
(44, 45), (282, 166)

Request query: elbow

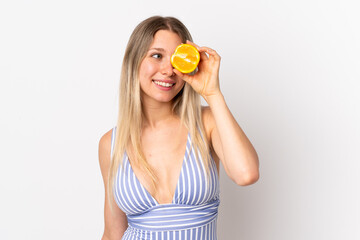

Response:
(233, 169), (260, 186)
(101, 234), (110, 240)
(226, 154), (260, 186)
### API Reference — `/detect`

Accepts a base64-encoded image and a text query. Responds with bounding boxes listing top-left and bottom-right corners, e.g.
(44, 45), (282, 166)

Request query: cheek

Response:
(176, 77), (185, 88)
(139, 60), (157, 79)
(178, 80), (185, 89)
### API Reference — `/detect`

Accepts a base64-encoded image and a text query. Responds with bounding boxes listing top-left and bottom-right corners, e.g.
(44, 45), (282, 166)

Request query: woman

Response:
(98, 16), (259, 239)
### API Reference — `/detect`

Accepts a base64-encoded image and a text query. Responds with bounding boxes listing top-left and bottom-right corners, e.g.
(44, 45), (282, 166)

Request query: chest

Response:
(127, 127), (188, 203)
(114, 138), (220, 212)
(142, 131), (187, 167)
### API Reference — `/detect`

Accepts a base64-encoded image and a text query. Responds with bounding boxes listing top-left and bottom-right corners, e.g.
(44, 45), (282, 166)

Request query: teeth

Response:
(154, 81), (174, 87)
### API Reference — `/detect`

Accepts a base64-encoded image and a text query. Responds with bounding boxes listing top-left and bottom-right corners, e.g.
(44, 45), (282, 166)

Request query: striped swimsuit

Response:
(110, 127), (220, 239)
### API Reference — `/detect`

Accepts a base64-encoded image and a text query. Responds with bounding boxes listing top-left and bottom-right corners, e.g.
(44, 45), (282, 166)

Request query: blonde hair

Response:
(108, 16), (211, 206)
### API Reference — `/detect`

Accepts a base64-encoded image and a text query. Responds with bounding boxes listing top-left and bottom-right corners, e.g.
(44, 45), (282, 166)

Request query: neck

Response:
(142, 101), (177, 129)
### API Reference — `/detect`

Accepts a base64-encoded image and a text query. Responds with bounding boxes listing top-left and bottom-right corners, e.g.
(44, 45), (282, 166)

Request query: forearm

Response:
(206, 93), (259, 185)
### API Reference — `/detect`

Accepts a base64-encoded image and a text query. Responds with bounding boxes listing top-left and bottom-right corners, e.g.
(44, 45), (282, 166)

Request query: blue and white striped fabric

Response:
(111, 127), (220, 239)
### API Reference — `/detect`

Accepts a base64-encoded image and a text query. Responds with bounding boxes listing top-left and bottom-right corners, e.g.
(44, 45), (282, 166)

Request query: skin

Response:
(98, 30), (259, 239)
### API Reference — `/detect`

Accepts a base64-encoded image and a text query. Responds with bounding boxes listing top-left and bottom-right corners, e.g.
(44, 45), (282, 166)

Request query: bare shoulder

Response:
(201, 106), (216, 140)
(201, 105), (215, 122)
(201, 106), (220, 170)
(98, 128), (114, 172)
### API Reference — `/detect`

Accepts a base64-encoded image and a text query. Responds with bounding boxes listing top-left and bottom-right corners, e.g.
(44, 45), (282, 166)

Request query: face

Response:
(138, 30), (184, 105)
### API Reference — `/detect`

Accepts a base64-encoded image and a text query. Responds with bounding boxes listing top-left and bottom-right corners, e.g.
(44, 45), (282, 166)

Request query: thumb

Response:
(173, 69), (194, 85)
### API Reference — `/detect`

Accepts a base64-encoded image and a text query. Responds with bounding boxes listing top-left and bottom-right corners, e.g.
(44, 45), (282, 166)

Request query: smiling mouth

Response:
(153, 80), (175, 87)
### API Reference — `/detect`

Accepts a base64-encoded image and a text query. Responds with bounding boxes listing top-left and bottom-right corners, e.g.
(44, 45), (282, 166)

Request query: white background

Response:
(1, 0), (359, 239)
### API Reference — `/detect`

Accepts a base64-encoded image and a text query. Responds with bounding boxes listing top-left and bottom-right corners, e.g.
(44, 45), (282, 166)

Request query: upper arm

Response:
(202, 106), (260, 186)
(98, 129), (128, 239)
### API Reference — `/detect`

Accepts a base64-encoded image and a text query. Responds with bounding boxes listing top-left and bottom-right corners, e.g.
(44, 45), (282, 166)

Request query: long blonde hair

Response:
(108, 16), (211, 205)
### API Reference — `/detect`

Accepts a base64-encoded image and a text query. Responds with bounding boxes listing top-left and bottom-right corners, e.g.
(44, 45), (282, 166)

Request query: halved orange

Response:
(171, 44), (200, 74)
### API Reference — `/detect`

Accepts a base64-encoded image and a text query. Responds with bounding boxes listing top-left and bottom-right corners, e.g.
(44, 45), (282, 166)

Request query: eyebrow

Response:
(148, 48), (166, 52)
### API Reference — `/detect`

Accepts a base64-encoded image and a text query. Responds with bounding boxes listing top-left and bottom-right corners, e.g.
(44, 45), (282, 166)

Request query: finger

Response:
(198, 47), (221, 60)
(186, 40), (218, 57)
(186, 40), (200, 49)
(198, 46), (217, 56)
(186, 40), (208, 59)
(198, 49), (209, 61)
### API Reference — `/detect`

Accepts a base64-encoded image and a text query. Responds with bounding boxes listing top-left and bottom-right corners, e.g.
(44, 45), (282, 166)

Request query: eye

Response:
(151, 53), (162, 59)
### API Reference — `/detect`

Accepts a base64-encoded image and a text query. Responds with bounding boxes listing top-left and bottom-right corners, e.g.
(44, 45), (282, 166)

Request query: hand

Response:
(173, 40), (222, 102)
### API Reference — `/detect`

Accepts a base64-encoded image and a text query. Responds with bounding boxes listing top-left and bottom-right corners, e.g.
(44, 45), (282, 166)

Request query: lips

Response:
(152, 79), (176, 91)
(153, 80), (175, 87)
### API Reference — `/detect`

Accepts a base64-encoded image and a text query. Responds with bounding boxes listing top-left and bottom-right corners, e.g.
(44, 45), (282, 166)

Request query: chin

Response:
(155, 96), (176, 103)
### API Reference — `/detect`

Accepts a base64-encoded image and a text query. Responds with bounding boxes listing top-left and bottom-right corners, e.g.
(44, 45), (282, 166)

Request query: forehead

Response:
(149, 30), (182, 49)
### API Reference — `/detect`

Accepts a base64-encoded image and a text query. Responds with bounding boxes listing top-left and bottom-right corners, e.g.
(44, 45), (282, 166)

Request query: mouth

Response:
(152, 80), (175, 88)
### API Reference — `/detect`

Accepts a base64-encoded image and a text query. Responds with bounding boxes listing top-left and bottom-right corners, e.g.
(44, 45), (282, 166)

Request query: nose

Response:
(161, 59), (175, 77)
